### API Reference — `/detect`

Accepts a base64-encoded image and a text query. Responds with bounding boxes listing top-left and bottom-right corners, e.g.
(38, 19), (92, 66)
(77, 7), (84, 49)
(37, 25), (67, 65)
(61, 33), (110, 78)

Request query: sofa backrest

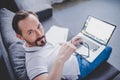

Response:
(0, 33), (16, 80)
(0, 8), (29, 80)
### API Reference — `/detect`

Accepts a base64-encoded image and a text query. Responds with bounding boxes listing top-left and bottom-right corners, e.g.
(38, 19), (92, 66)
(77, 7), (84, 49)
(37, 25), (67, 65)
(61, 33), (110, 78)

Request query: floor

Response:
(48, 0), (120, 70)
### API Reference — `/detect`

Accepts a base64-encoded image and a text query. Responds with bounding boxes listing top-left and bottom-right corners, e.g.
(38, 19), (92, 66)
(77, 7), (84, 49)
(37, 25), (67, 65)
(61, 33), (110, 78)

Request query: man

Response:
(12, 11), (112, 80)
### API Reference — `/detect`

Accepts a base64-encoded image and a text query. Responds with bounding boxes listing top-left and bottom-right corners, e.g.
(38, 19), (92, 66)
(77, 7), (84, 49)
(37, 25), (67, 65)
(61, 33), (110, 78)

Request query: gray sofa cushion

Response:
(0, 8), (26, 80)
(8, 41), (29, 80)
(0, 8), (20, 48)
(14, 0), (53, 21)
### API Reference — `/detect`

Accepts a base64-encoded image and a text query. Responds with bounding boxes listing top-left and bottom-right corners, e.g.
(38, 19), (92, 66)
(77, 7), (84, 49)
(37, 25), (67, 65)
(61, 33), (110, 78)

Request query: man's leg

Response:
(76, 46), (112, 79)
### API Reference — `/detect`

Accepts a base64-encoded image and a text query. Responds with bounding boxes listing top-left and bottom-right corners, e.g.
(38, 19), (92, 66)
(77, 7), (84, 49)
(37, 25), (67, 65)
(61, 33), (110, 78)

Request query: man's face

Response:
(18, 14), (46, 47)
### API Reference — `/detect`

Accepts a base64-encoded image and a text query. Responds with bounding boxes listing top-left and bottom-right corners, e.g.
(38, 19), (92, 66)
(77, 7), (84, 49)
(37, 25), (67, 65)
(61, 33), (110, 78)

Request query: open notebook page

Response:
(46, 25), (69, 45)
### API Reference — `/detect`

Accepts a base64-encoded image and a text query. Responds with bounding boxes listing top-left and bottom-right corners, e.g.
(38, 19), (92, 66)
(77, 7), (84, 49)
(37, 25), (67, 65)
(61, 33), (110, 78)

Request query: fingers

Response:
(71, 36), (83, 46)
(59, 42), (77, 56)
(74, 36), (82, 41)
(60, 42), (77, 52)
(58, 42), (77, 62)
(57, 36), (83, 62)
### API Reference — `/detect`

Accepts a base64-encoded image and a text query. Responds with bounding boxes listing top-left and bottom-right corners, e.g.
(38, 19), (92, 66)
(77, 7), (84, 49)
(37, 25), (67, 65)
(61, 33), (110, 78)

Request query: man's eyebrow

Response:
(37, 23), (42, 29)
(38, 24), (40, 28)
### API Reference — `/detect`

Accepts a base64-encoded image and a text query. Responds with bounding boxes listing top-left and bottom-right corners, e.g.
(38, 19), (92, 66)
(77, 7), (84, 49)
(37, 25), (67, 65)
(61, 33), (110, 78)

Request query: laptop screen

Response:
(82, 16), (116, 45)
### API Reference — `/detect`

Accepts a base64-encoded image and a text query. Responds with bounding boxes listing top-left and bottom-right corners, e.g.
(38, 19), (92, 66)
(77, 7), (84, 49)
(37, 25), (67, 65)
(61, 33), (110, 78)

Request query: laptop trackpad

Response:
(76, 46), (90, 56)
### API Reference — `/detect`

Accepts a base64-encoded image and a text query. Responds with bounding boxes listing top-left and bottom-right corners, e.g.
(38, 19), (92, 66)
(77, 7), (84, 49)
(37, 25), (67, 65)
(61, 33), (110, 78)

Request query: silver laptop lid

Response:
(82, 16), (116, 45)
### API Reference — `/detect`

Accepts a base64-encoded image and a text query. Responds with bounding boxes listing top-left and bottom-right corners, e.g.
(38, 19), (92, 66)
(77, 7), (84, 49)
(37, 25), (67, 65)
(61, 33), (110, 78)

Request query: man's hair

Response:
(12, 11), (39, 35)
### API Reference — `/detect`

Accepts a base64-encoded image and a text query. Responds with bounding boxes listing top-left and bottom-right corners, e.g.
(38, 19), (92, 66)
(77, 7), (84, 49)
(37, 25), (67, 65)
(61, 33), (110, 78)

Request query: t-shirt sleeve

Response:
(26, 55), (48, 80)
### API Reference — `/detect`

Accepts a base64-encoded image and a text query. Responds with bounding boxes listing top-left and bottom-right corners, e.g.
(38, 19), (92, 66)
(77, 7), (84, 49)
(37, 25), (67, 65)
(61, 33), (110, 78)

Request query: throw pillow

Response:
(8, 41), (29, 80)
(0, 8), (20, 47)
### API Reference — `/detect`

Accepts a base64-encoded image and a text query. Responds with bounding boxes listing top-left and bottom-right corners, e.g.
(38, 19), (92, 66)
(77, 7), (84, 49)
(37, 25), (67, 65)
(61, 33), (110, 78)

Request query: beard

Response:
(25, 35), (47, 47)
(35, 35), (47, 46)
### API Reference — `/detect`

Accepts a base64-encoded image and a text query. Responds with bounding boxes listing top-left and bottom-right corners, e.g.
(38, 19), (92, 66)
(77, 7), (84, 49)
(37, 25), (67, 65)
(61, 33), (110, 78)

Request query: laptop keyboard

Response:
(82, 37), (100, 51)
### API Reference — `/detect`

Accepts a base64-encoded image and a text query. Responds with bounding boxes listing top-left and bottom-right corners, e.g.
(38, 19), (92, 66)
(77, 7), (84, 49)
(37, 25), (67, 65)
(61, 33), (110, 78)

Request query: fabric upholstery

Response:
(14, 0), (51, 11)
(14, 0), (52, 21)
(0, 8), (27, 79)
(8, 41), (29, 80)
(0, 8), (20, 47)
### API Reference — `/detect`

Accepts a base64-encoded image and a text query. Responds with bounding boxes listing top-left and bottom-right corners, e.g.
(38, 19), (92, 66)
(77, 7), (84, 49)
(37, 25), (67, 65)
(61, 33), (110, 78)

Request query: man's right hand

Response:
(57, 42), (77, 63)
(34, 42), (77, 80)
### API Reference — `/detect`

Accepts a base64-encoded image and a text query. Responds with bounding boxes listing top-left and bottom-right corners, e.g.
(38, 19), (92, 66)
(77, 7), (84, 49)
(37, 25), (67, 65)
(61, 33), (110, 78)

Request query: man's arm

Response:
(34, 42), (77, 80)
(34, 59), (64, 80)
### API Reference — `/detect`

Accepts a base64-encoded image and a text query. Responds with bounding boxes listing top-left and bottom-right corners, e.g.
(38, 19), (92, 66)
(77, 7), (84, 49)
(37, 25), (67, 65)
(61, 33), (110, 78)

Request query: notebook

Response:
(76, 16), (116, 62)
(46, 25), (69, 45)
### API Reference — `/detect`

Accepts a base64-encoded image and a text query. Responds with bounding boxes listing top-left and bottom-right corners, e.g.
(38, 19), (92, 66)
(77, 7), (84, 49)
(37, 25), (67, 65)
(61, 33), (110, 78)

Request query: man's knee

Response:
(105, 46), (112, 54)
(105, 46), (112, 55)
(103, 46), (112, 60)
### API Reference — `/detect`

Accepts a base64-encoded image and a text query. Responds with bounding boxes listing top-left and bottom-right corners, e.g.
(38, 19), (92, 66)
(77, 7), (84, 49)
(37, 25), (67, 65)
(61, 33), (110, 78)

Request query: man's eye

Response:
(28, 31), (33, 35)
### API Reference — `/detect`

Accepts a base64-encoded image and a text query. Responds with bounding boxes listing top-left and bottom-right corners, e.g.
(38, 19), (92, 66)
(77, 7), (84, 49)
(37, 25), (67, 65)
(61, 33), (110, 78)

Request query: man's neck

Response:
(25, 43), (35, 47)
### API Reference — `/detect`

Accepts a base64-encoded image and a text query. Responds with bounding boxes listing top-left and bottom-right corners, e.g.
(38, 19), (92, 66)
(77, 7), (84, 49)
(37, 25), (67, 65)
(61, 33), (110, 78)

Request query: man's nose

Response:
(35, 29), (42, 36)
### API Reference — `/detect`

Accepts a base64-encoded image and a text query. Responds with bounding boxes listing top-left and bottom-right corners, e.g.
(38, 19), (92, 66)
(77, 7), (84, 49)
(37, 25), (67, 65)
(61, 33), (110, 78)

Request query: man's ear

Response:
(16, 34), (24, 40)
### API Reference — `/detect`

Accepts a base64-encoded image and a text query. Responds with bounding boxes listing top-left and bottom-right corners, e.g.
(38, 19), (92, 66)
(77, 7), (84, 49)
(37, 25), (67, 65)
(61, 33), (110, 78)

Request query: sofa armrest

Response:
(14, 0), (53, 21)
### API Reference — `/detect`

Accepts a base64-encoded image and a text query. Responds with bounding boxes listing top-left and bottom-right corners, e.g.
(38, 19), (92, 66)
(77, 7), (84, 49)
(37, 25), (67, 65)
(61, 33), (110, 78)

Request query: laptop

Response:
(76, 16), (116, 62)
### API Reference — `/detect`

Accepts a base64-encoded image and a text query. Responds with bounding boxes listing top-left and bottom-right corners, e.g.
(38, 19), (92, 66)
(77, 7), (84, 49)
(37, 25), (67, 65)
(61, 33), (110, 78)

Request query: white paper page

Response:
(46, 25), (69, 45)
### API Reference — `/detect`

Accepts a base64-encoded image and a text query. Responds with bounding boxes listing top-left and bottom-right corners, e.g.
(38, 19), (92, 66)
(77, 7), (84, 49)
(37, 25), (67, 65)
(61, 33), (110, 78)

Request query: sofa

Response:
(0, 0), (120, 80)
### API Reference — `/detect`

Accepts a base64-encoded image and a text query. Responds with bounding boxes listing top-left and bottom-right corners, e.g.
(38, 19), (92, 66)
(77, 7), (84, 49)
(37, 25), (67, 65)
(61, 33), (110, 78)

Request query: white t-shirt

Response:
(23, 42), (80, 80)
